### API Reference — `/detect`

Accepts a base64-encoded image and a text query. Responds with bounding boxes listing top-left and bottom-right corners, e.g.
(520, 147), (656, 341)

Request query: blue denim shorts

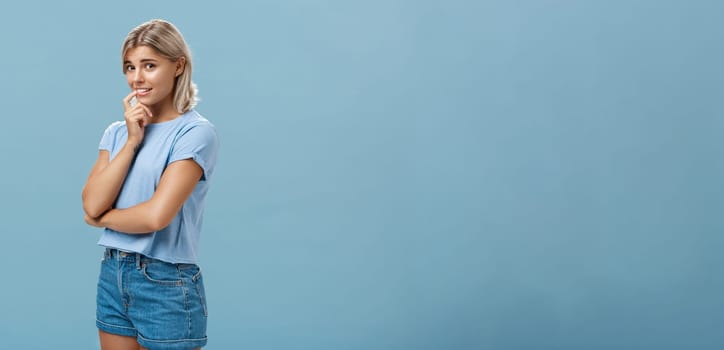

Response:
(96, 248), (208, 350)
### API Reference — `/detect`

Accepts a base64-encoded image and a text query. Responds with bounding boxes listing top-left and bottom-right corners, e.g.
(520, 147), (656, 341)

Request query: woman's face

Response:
(123, 45), (183, 109)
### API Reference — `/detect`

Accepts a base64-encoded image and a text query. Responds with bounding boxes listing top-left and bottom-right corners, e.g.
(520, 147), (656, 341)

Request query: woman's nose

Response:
(132, 70), (144, 83)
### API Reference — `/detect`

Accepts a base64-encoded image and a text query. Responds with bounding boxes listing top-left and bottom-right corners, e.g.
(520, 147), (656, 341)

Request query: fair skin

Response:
(82, 45), (202, 350)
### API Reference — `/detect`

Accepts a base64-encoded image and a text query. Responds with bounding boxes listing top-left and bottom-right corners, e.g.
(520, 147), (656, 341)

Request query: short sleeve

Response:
(99, 121), (124, 151)
(168, 123), (220, 181)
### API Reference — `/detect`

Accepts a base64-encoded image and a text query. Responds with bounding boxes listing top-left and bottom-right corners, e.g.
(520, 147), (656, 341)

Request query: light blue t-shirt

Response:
(97, 109), (219, 264)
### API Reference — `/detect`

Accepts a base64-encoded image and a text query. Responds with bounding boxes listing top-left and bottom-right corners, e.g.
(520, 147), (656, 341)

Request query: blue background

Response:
(0, 0), (722, 349)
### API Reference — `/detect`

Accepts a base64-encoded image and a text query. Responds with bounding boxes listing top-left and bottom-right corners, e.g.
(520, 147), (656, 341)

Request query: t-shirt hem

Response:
(98, 243), (198, 264)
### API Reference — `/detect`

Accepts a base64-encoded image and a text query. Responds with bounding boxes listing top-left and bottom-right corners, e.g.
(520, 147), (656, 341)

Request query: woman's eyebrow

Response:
(123, 58), (159, 64)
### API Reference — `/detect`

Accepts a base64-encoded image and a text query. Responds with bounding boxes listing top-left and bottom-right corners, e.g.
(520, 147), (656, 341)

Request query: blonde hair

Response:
(121, 19), (198, 113)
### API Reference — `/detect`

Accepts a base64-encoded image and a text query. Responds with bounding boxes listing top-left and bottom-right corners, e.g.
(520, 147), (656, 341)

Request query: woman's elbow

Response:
(82, 190), (105, 219)
(83, 201), (107, 219)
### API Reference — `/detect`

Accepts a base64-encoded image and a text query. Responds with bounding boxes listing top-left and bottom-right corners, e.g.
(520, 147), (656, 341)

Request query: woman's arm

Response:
(81, 144), (139, 218)
(82, 92), (152, 218)
(85, 159), (203, 233)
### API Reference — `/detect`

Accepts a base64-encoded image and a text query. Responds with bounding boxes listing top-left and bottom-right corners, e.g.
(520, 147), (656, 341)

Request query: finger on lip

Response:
(124, 91), (137, 108)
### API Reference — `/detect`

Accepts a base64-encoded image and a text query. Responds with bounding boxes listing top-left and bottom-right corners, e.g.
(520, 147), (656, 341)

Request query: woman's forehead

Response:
(124, 45), (164, 62)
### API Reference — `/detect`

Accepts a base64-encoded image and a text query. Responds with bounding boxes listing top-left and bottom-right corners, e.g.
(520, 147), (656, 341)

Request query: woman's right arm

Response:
(81, 143), (139, 218)
(82, 91), (151, 219)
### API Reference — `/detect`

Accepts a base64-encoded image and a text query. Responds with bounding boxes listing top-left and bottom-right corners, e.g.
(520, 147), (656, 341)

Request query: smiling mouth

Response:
(136, 88), (152, 95)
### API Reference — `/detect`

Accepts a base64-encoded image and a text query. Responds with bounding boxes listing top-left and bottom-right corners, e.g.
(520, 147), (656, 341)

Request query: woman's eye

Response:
(145, 63), (155, 69)
(125, 65), (135, 72)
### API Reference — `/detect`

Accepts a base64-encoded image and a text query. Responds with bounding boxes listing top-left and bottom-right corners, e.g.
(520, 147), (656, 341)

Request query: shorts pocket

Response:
(180, 265), (208, 318)
(194, 272), (209, 317)
(141, 262), (182, 286)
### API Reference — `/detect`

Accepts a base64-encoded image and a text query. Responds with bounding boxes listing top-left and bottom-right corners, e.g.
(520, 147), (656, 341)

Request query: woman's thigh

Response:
(99, 330), (140, 350)
(100, 331), (200, 350)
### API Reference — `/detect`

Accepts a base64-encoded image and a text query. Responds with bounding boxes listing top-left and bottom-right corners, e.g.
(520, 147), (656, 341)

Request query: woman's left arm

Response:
(85, 159), (203, 233)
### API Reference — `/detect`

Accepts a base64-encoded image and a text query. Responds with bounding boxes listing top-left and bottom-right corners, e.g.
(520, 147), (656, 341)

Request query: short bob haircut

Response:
(121, 19), (198, 113)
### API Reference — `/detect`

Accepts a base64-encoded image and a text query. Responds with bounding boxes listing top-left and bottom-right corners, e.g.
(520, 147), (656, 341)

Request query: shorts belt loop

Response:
(136, 253), (142, 269)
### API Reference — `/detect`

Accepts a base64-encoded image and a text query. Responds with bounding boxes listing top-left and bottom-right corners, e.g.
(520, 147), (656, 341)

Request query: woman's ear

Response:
(175, 57), (186, 77)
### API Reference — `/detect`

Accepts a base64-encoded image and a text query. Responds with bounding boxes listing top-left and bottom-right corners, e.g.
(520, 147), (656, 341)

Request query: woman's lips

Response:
(136, 88), (152, 96)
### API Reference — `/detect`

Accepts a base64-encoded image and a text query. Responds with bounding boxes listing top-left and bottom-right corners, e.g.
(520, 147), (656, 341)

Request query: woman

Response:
(82, 19), (219, 350)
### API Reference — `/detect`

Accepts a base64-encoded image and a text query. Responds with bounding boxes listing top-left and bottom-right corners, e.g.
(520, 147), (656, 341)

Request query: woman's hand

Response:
(123, 91), (153, 147)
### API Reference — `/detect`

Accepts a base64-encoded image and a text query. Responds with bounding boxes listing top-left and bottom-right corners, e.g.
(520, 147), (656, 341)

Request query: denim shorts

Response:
(96, 248), (208, 350)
